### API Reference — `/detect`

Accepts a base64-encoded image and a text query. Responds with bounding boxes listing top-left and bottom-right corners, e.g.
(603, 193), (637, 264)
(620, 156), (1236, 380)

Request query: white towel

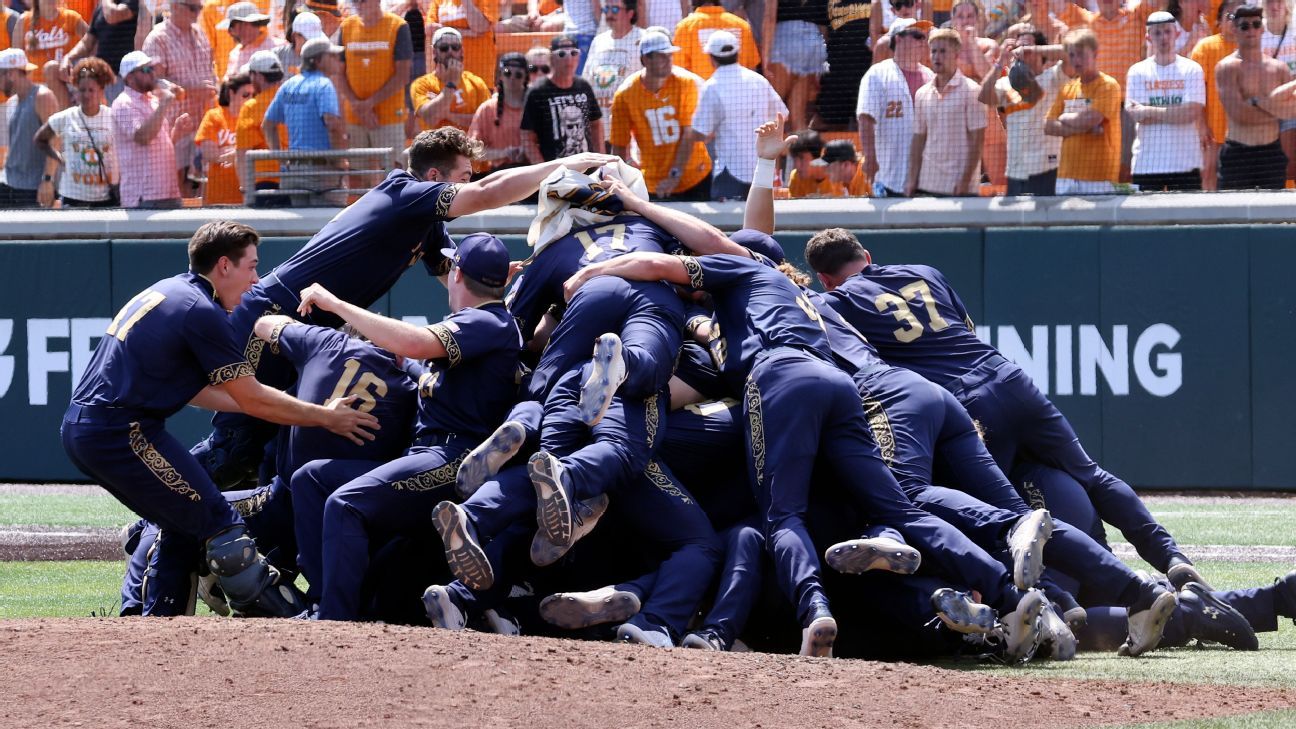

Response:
(526, 160), (649, 255)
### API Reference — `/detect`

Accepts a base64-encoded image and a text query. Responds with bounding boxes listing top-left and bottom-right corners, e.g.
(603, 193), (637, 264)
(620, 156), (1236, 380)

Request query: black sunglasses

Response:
(1235, 18), (1262, 29)
(501, 67), (527, 78)
(892, 0), (915, 7)
(553, 48), (580, 58)
(436, 43), (462, 52)
(529, 63), (550, 73)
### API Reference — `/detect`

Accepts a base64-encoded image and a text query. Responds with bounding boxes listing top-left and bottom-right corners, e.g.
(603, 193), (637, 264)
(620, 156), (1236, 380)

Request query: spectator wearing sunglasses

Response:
(520, 34), (604, 161)
(411, 27), (492, 132)
(425, 0), (500, 82)
(871, 0), (922, 62)
(469, 52), (530, 173)
(673, 0), (760, 79)
(1215, 4), (1293, 189)
(526, 46), (553, 82)
(110, 50), (195, 208)
(581, 0), (644, 141)
(59, 0), (141, 103)
(1189, 0), (1243, 190)
(857, 18), (933, 196)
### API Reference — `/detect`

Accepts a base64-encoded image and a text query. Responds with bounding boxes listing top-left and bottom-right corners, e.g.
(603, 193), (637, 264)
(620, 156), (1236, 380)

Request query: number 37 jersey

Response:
(609, 68), (711, 193)
(825, 263), (997, 387)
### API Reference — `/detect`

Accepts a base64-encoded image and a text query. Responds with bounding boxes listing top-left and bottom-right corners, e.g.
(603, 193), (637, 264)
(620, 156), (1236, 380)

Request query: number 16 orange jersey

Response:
(610, 67), (712, 193)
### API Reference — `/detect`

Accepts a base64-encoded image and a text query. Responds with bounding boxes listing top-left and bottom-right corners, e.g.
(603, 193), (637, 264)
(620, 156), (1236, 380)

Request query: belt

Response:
(65, 402), (162, 426)
(411, 431), (479, 449)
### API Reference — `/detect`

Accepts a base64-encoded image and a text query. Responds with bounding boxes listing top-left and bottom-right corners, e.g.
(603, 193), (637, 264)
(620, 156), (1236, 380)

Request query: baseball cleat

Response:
(931, 588), (998, 634)
(1179, 582), (1257, 651)
(1008, 509), (1053, 589)
(422, 585), (466, 630)
(431, 501), (494, 591)
(1122, 585), (1178, 657)
(578, 333), (627, 426)
(824, 536), (922, 575)
(1000, 589), (1048, 662)
(539, 585), (641, 629)
(681, 629), (727, 651)
(1062, 605), (1088, 628)
(457, 421), (527, 500)
(120, 520), (146, 556)
(616, 622), (674, 648)
(1167, 560), (1213, 592)
(484, 608), (521, 637)
(197, 573), (231, 617)
(1037, 603), (1078, 661)
(799, 607), (838, 658)
(530, 451), (574, 546)
(531, 494), (609, 567)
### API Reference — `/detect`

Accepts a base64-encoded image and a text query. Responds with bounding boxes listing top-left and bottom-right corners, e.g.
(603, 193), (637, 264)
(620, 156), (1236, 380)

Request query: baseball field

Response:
(2, 485), (1295, 727)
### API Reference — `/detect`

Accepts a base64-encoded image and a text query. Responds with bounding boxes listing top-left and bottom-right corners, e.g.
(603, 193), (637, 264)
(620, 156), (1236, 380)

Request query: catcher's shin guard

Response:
(205, 526), (306, 618)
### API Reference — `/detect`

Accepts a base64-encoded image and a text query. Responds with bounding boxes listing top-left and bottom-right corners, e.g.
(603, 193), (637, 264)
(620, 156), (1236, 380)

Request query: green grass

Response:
(1106, 710), (1296, 728)
(0, 560), (130, 618)
(1122, 502), (1296, 548)
(0, 491), (135, 528)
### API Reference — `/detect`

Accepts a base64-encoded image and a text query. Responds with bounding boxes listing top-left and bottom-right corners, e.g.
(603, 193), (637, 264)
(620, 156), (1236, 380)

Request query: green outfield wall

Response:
(4, 226), (1292, 489)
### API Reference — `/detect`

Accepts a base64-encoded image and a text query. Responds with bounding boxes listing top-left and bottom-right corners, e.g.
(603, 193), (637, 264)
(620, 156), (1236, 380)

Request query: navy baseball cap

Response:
(440, 233), (510, 287)
(730, 229), (785, 264)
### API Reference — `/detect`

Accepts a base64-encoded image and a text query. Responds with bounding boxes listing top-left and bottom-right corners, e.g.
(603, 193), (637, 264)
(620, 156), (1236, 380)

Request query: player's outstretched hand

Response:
(602, 177), (646, 211)
(322, 394), (381, 445)
(298, 283), (341, 316)
(563, 265), (602, 302)
(556, 152), (618, 173)
(755, 113), (796, 161)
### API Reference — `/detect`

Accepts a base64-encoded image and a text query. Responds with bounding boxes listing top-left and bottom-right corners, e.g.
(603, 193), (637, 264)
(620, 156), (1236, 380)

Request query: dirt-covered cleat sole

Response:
(456, 421), (527, 500)
(1038, 603), (1078, 661)
(431, 501), (494, 591)
(1008, 509), (1053, 590)
(577, 333), (627, 427)
(530, 451), (573, 546)
(1001, 589), (1048, 662)
(539, 585), (641, 629)
(931, 588), (998, 634)
(616, 622), (674, 648)
(681, 630), (726, 651)
(824, 536), (922, 575)
(1122, 588), (1178, 657)
(799, 615), (838, 658)
(422, 585), (465, 630)
(531, 494), (609, 567)
(1167, 562), (1213, 592)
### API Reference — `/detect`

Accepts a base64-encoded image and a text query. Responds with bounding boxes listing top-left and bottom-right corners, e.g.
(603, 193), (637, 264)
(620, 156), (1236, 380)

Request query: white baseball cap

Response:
(639, 30), (680, 55)
(292, 11), (326, 40)
(301, 36), (345, 60)
(432, 26), (463, 46)
(247, 49), (283, 74)
(703, 29), (739, 57)
(219, 1), (272, 29)
(889, 16), (934, 33)
(118, 50), (154, 78)
(0, 48), (37, 72)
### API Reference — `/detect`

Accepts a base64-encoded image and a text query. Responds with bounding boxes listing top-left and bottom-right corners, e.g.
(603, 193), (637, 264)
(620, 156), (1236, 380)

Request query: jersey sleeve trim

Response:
(426, 323), (462, 367)
(436, 183), (460, 219)
(209, 361), (255, 386)
(679, 255), (704, 289)
(267, 320), (293, 356)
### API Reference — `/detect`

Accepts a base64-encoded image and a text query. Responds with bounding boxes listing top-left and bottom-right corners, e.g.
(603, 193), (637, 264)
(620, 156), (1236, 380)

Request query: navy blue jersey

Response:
(505, 215), (678, 339)
(270, 322), (418, 472)
(826, 263), (995, 386)
(802, 289), (888, 377)
(272, 170), (455, 312)
(72, 273), (250, 419)
(413, 301), (524, 439)
(680, 254), (833, 387)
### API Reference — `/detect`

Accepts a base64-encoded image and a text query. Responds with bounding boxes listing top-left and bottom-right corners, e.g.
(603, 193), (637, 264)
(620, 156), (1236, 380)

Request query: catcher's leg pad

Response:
(205, 526), (306, 618)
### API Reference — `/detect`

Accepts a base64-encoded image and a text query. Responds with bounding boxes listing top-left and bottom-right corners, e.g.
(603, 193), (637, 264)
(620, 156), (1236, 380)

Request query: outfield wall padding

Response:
(3, 227), (1292, 489)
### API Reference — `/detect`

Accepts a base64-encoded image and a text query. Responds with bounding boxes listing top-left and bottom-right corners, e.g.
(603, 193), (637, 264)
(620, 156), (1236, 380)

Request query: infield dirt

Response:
(3, 618), (1293, 728)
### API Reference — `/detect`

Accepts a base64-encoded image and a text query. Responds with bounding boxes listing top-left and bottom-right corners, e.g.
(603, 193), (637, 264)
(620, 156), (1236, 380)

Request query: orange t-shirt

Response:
(825, 164), (868, 197)
(609, 68), (712, 192)
(1058, 2), (1154, 90)
(342, 12), (409, 126)
(236, 84), (287, 182)
(20, 7), (84, 67)
(409, 68), (491, 131)
(196, 105), (241, 204)
(426, 0), (500, 84)
(1191, 33), (1235, 145)
(202, 0), (275, 80)
(672, 6), (761, 80)
(66, 0), (94, 27)
(787, 168), (832, 197)
(1047, 72), (1122, 182)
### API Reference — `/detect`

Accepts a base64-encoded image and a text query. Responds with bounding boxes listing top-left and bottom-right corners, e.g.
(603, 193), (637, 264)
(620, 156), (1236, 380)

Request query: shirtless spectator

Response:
(1125, 11), (1206, 191)
(1190, 0), (1242, 191)
(1215, 5), (1291, 189)
(1044, 28), (1122, 194)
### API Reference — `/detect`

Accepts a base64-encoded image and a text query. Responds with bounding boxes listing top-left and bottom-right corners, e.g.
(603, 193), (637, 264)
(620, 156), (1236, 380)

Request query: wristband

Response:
(752, 157), (775, 189)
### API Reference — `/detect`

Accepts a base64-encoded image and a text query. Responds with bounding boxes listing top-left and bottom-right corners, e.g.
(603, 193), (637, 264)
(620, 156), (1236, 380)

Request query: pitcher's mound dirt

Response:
(2, 618), (1293, 728)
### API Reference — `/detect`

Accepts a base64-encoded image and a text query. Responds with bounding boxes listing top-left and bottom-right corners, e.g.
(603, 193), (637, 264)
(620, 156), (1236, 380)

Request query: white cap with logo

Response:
(639, 30), (680, 55)
(118, 50), (153, 78)
(703, 29), (739, 57)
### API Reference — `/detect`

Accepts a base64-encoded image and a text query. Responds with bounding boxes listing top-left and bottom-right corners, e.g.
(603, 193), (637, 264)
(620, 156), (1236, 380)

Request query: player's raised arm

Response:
(563, 252), (692, 300)
(298, 283), (450, 361)
(447, 151), (619, 217)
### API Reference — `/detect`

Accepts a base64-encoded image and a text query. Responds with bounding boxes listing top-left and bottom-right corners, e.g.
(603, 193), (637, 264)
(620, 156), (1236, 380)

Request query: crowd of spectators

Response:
(1, 0), (1295, 208)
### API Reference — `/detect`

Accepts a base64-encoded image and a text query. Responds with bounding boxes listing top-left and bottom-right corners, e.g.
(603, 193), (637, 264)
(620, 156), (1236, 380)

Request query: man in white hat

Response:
(611, 29), (713, 200)
(222, 1), (280, 79)
(263, 37), (347, 204)
(677, 29), (786, 200)
(235, 50), (288, 205)
(111, 50), (196, 208)
(856, 17), (934, 196)
(142, 0), (217, 192)
(0, 49), (58, 208)
(276, 10), (328, 75)
(1125, 10), (1207, 191)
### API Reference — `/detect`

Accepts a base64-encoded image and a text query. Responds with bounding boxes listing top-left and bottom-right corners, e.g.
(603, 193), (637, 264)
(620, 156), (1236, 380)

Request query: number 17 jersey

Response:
(825, 263), (998, 387)
(609, 67), (711, 193)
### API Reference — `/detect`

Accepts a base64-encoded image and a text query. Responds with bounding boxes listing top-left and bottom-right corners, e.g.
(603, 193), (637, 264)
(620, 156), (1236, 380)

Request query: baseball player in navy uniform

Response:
(288, 233), (523, 621)
(62, 221), (378, 619)
(804, 228), (1208, 590)
(195, 128), (614, 487)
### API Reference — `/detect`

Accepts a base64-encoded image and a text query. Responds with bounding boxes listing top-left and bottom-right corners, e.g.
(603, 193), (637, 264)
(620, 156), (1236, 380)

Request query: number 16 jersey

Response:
(825, 263), (997, 387)
(609, 67), (711, 193)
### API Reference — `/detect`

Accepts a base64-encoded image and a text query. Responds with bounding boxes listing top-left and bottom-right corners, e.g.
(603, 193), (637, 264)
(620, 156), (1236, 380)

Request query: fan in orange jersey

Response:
(16, 0), (88, 107)
(196, 72), (255, 204)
